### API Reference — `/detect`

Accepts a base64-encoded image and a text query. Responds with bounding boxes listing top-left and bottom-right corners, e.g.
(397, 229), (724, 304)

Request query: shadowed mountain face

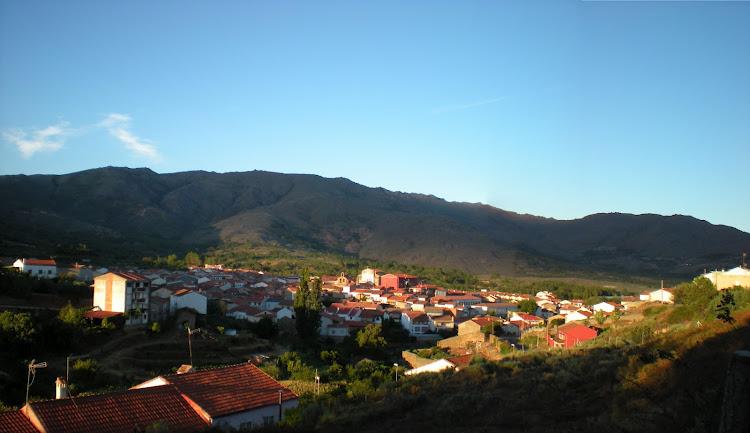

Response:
(1, 166), (748, 276)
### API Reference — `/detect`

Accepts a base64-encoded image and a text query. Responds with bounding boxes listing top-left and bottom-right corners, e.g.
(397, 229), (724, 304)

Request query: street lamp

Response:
(26, 359), (47, 406)
(393, 363), (399, 382)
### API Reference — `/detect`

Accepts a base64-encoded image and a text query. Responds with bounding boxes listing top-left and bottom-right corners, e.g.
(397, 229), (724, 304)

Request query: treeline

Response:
(0, 268), (90, 300)
(0, 304), (123, 409)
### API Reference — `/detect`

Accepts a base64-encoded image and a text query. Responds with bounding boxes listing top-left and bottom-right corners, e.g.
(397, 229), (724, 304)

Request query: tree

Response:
(518, 299), (538, 314)
(294, 270), (322, 342)
(356, 324), (387, 351)
(58, 302), (85, 327)
(184, 251), (201, 268)
(715, 290), (736, 324)
(306, 276), (322, 336)
(674, 277), (715, 307)
(294, 269), (310, 339)
(0, 311), (35, 343)
(593, 311), (607, 326)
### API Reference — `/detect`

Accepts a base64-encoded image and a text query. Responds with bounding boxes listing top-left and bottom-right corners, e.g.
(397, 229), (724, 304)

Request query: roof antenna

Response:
(26, 359), (48, 407)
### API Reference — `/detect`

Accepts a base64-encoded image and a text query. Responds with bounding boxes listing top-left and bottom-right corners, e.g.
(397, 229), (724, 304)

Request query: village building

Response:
(701, 266), (750, 290)
(564, 309), (593, 323)
(92, 272), (151, 325)
(591, 301), (621, 314)
(547, 322), (597, 348)
(12, 258), (57, 279)
(380, 273), (420, 290)
(509, 312), (545, 327)
(404, 354), (473, 376)
(169, 288), (207, 315)
(458, 316), (503, 335)
(647, 287), (674, 304)
(401, 311), (432, 335)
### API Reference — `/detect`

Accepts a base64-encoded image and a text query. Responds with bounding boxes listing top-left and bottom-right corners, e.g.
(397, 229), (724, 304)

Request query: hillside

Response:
(1, 166), (748, 277)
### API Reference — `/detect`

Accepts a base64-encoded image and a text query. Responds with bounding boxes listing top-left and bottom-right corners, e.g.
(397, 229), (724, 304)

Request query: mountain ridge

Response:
(1, 166), (748, 277)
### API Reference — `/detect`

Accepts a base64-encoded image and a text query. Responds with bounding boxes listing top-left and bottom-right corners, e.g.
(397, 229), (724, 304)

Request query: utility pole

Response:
(314, 369), (320, 396)
(187, 326), (201, 365)
(26, 360), (47, 406)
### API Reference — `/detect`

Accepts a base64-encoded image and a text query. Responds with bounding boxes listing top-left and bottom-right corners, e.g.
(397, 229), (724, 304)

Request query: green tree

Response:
(294, 269), (310, 339)
(674, 277), (715, 307)
(58, 302), (85, 327)
(517, 299), (538, 314)
(593, 311), (607, 326)
(0, 311), (35, 343)
(184, 251), (201, 268)
(356, 324), (387, 350)
(306, 276), (322, 336)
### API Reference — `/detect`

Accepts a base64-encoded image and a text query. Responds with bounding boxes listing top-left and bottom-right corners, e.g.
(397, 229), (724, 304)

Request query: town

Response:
(2, 255), (749, 432)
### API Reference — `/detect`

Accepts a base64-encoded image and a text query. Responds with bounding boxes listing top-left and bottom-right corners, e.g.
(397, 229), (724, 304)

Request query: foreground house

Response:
(12, 258), (57, 279)
(1, 363), (297, 433)
(134, 363), (298, 429)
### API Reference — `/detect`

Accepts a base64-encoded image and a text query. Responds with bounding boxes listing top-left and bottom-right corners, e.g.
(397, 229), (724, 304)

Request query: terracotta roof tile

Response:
(24, 385), (207, 433)
(22, 258), (56, 266)
(163, 363), (297, 418)
(0, 411), (38, 433)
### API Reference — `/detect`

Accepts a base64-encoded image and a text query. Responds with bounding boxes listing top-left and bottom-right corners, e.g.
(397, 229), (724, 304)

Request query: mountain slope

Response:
(1, 166), (748, 276)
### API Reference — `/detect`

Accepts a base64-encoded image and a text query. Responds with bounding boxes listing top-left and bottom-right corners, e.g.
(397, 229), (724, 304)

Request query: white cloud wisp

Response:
(3, 121), (71, 158)
(100, 113), (159, 160)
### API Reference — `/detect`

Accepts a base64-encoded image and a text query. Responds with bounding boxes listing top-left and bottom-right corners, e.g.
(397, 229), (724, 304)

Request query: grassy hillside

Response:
(280, 305), (750, 433)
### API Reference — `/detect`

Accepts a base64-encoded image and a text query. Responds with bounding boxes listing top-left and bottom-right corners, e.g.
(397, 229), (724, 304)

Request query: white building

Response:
(170, 289), (208, 315)
(702, 266), (750, 290)
(564, 309), (593, 323)
(13, 258), (57, 279)
(648, 288), (674, 304)
(591, 302), (618, 313)
(92, 272), (151, 325)
(400, 311), (432, 335)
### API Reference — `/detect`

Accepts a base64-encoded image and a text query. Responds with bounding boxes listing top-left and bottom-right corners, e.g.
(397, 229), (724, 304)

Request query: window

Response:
(239, 421), (253, 429)
(263, 416), (275, 426)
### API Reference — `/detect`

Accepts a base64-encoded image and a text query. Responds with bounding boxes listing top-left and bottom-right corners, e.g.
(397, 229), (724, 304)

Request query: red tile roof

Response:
(24, 385), (207, 433)
(0, 410), (38, 433)
(447, 354), (473, 369)
(106, 271), (149, 282)
(22, 258), (57, 266)
(83, 310), (123, 320)
(162, 363), (297, 418)
(471, 316), (503, 327)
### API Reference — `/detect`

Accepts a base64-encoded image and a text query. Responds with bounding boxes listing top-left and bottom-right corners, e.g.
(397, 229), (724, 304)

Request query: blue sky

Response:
(1, 0), (749, 233)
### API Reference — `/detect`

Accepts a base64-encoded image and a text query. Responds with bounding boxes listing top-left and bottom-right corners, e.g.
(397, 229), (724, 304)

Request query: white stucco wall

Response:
(213, 400), (299, 430)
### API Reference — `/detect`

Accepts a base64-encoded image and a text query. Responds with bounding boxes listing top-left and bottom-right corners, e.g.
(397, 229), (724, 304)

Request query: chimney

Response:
(55, 377), (68, 399)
